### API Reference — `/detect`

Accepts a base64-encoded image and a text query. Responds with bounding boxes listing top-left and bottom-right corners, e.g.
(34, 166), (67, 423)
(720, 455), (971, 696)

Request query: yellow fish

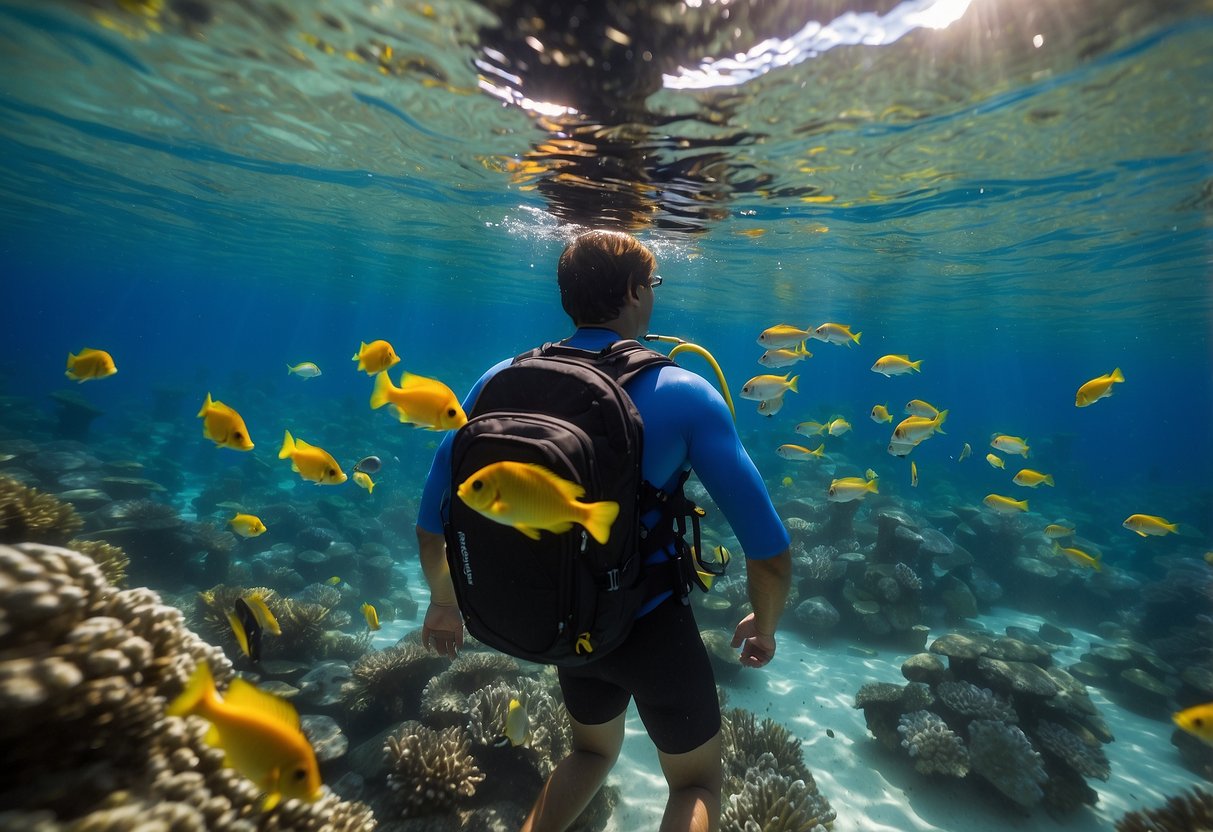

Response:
(865, 468), (879, 480)
(810, 322), (861, 346)
(892, 410), (948, 443)
(825, 417), (852, 436)
(229, 513), (267, 538)
(457, 461), (620, 545)
(504, 698), (531, 747)
(167, 662), (322, 810)
(243, 592), (281, 636)
(871, 355), (922, 377)
(870, 404), (892, 423)
(361, 602), (381, 631)
(1173, 703), (1213, 745)
(1013, 469), (1055, 488)
(1205, 552), (1213, 566)
(795, 421), (826, 436)
(986, 453), (1005, 469)
(777, 443), (825, 460)
(197, 394), (254, 451)
(278, 431), (347, 485)
(990, 434), (1030, 456)
(353, 471), (375, 493)
(757, 324), (812, 349)
(370, 370), (467, 430)
(958, 443), (971, 461)
(888, 440), (915, 457)
(1075, 367), (1124, 408)
(286, 361), (322, 379)
(1053, 541), (1101, 571)
(65, 348), (117, 382)
(693, 545), (731, 591)
(910, 461), (918, 488)
(781, 476), (794, 487)
(740, 373), (799, 401)
(827, 477), (879, 502)
(227, 597), (262, 662)
(351, 340), (401, 375)
(1122, 514), (1178, 537)
(1044, 524), (1075, 540)
(757, 395), (785, 417)
(758, 342), (812, 368)
(984, 494), (1028, 514)
(905, 399), (939, 418)
(325, 576), (343, 586)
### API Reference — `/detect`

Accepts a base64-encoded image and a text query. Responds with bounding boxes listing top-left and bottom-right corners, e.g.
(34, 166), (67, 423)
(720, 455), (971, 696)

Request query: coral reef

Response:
(967, 719), (1047, 807)
(897, 710), (969, 777)
(422, 650), (524, 723)
(346, 642), (447, 729)
(0, 476), (83, 545)
(1115, 787), (1213, 832)
(720, 753), (836, 832)
(383, 721), (485, 818)
(720, 707), (810, 784)
(466, 676), (571, 776)
(0, 542), (375, 829)
(65, 537), (130, 587)
(935, 680), (1017, 724)
(1033, 720), (1110, 781)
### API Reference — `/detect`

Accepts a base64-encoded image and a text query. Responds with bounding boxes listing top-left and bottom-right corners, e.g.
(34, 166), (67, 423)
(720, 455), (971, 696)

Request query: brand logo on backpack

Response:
(443, 340), (675, 666)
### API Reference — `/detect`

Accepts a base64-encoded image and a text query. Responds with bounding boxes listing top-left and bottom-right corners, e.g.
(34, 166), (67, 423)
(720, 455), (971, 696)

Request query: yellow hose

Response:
(645, 334), (736, 423)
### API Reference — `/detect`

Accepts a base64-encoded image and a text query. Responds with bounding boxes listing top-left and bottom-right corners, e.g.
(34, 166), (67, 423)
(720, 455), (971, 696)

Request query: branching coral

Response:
(1033, 720), (1110, 781)
(384, 720), (485, 818)
(898, 709), (970, 777)
(0, 476), (83, 545)
(720, 753), (836, 832)
(66, 538), (129, 587)
(346, 642), (446, 725)
(467, 677), (571, 776)
(721, 707), (810, 785)
(968, 719), (1047, 807)
(893, 561), (923, 591)
(422, 650), (524, 720)
(936, 680), (1018, 724)
(1114, 787), (1213, 832)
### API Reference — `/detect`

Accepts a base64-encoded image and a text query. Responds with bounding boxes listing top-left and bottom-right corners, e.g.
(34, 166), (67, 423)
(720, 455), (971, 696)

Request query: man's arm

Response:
(416, 526), (463, 658)
(731, 548), (792, 667)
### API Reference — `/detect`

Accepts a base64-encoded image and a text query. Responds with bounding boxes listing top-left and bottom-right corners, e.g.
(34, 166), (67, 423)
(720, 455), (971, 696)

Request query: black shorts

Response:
(557, 597), (720, 755)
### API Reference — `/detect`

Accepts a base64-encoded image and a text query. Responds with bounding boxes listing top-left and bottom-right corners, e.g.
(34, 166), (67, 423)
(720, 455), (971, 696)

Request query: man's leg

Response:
(657, 730), (722, 832)
(520, 711), (625, 832)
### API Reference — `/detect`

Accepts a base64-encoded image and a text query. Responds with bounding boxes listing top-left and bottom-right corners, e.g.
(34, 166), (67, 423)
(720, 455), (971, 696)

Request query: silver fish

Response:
(354, 455), (382, 474)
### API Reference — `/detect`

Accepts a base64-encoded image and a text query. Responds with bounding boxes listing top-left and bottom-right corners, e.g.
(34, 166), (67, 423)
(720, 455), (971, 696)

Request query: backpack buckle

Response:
(604, 568), (621, 591)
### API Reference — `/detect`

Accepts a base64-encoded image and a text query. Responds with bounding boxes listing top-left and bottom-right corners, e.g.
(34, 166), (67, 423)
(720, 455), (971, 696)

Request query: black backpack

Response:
(443, 339), (695, 666)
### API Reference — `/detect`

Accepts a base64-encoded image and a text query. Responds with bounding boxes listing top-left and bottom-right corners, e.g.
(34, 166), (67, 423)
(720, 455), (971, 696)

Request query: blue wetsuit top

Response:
(417, 327), (790, 613)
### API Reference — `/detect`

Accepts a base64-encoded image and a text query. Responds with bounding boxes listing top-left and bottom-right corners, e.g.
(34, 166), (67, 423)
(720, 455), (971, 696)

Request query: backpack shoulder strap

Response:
(530, 339), (673, 386)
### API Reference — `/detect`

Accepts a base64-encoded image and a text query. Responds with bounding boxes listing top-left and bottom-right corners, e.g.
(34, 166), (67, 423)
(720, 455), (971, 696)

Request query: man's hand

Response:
(422, 601), (464, 659)
(731, 612), (776, 668)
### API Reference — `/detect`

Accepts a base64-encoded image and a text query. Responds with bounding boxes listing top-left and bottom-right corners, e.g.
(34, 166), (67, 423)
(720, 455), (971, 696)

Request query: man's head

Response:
(558, 230), (657, 337)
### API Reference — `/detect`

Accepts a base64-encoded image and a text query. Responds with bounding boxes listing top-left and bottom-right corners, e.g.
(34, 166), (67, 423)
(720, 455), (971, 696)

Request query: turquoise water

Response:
(1, 0), (1212, 828)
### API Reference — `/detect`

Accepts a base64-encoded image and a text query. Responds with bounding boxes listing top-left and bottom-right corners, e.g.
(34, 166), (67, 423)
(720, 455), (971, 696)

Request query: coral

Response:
(275, 600), (340, 660)
(936, 680), (1018, 724)
(720, 753), (836, 832)
(66, 538), (129, 587)
(893, 561), (923, 591)
(721, 707), (810, 785)
(192, 585), (286, 658)
(384, 720), (485, 818)
(967, 719), (1047, 807)
(320, 629), (373, 662)
(298, 582), (343, 609)
(0, 476), (83, 545)
(99, 498), (183, 531)
(1115, 787), (1213, 832)
(799, 544), (842, 582)
(897, 710), (969, 777)
(422, 650), (524, 720)
(467, 676), (571, 776)
(1033, 720), (1110, 781)
(346, 642), (446, 724)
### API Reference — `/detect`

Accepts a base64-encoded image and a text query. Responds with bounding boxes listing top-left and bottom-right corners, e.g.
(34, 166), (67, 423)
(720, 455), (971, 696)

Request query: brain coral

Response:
(897, 709), (970, 777)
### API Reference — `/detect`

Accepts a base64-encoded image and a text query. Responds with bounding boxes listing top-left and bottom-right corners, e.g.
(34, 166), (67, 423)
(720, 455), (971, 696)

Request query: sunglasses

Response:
(649, 274), (663, 288)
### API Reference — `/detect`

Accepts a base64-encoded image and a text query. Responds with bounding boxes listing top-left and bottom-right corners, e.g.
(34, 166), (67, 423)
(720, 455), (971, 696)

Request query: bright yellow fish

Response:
(777, 443), (825, 460)
(325, 576), (343, 586)
(958, 443), (971, 461)
(825, 417), (852, 436)
(870, 404), (892, 423)
(865, 468), (879, 480)
(905, 399), (939, 418)
(990, 434), (1030, 457)
(984, 494), (1028, 514)
(910, 461), (918, 488)
(504, 698), (531, 747)
(1044, 524), (1075, 540)
(827, 477), (879, 502)
(810, 322), (861, 346)
(361, 602), (381, 631)
(457, 461), (620, 545)
(1075, 367), (1124, 408)
(1013, 469), (1055, 488)
(167, 662), (321, 810)
(757, 324), (812, 349)
(351, 340), (401, 375)
(229, 513), (267, 538)
(1173, 703), (1213, 745)
(795, 421), (826, 436)
(871, 355), (922, 377)
(740, 373), (799, 401)
(278, 431), (347, 485)
(892, 410), (948, 443)
(198, 394), (254, 451)
(781, 476), (794, 487)
(243, 592), (281, 636)
(758, 342), (812, 368)
(65, 348), (117, 382)
(1053, 541), (1101, 571)
(1122, 514), (1178, 537)
(986, 453), (1005, 469)
(370, 370), (467, 430)
(353, 471), (375, 493)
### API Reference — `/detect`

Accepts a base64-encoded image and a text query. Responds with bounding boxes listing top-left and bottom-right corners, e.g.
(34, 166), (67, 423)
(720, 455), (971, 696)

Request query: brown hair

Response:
(557, 230), (656, 325)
